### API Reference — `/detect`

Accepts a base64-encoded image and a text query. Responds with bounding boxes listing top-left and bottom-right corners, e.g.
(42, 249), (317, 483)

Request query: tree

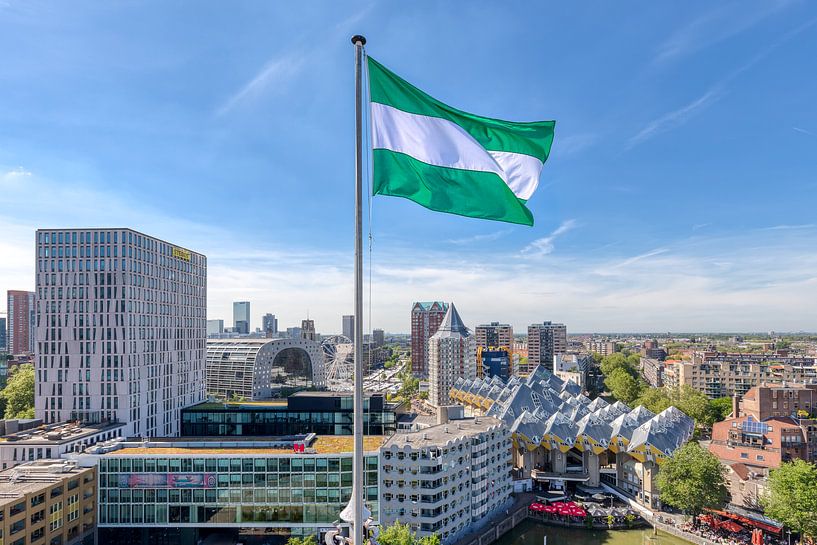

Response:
(675, 386), (716, 427)
(709, 397), (733, 422)
(762, 460), (817, 540)
(378, 522), (415, 545)
(637, 388), (672, 414)
(416, 534), (441, 545)
(287, 536), (317, 545)
(656, 441), (728, 517)
(604, 367), (643, 404)
(600, 353), (631, 378)
(1, 364), (35, 419)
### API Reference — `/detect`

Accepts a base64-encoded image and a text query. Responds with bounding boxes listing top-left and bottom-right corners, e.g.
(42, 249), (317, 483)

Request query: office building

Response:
(7, 290), (35, 355)
(233, 301), (250, 335)
(262, 313), (278, 335)
(410, 301), (449, 376)
(380, 416), (512, 544)
(0, 460), (97, 545)
(205, 338), (324, 400)
(301, 319), (316, 341)
(206, 319), (224, 336)
(78, 435), (382, 543)
(474, 322), (513, 350)
(428, 303), (475, 406)
(342, 315), (354, 340)
(181, 391), (399, 436)
(477, 349), (511, 380)
(286, 327), (302, 340)
(526, 321), (567, 374)
(372, 328), (385, 347)
(0, 316), (6, 351)
(33, 228), (207, 437)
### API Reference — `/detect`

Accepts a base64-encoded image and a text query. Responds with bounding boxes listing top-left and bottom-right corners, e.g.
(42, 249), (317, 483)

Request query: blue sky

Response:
(1, 1), (816, 333)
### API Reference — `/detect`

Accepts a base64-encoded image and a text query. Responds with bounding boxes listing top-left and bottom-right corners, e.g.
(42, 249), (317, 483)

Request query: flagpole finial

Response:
(351, 35), (366, 46)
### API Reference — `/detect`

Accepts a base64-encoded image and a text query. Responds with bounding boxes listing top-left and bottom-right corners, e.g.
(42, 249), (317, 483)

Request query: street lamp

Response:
(786, 529), (792, 545)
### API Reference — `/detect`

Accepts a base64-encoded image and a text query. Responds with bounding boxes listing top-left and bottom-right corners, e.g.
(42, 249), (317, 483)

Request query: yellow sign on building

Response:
(172, 247), (191, 262)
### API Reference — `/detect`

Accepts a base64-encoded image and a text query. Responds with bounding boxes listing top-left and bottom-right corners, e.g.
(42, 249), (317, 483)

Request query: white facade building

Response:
(34, 228), (206, 437)
(380, 416), (512, 544)
(428, 303), (475, 407)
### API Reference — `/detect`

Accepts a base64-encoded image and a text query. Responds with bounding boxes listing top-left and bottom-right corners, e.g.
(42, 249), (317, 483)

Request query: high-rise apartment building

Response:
(300, 319), (316, 341)
(262, 313), (278, 335)
(0, 317), (6, 351)
(474, 321), (513, 349)
(206, 319), (224, 336)
(585, 339), (617, 357)
(410, 301), (449, 376)
(7, 290), (35, 354)
(233, 301), (250, 335)
(526, 321), (567, 374)
(372, 328), (385, 347)
(342, 314), (354, 340)
(33, 228), (207, 437)
(428, 303), (475, 406)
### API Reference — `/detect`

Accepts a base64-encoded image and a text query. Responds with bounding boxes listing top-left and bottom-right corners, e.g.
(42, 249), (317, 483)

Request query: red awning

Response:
(706, 509), (782, 534)
(721, 521), (744, 533)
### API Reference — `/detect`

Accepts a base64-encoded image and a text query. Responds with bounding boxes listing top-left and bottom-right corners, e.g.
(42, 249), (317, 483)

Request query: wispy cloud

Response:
(692, 223), (711, 231)
(1, 166), (32, 181)
(521, 219), (577, 257)
(447, 230), (511, 245)
(216, 51), (306, 116)
(609, 248), (669, 270)
(627, 88), (721, 149)
(653, 2), (792, 65)
(793, 127), (814, 136)
(761, 224), (815, 231)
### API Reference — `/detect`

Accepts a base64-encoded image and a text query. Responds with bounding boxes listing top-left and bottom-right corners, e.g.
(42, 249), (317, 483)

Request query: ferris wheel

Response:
(321, 335), (354, 384)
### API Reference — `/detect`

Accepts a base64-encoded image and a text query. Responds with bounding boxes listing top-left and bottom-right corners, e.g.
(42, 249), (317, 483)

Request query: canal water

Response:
(495, 519), (692, 545)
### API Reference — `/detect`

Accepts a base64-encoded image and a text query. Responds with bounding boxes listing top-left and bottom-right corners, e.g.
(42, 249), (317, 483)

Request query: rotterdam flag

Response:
(369, 57), (555, 226)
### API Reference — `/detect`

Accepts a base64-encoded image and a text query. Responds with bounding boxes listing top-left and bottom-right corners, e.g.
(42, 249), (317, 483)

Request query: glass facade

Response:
(97, 453), (379, 530)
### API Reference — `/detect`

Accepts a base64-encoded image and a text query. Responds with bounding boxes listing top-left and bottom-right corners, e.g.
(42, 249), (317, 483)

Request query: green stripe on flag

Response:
(373, 149), (534, 226)
(368, 57), (555, 161)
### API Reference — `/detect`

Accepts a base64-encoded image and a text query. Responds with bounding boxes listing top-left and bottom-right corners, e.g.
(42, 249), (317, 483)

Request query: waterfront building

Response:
(7, 289), (35, 355)
(206, 319), (224, 336)
(663, 351), (817, 398)
(410, 302), (449, 377)
(262, 313), (278, 335)
(428, 303), (475, 407)
(342, 315), (354, 341)
(526, 322), (566, 374)
(449, 365), (694, 509)
(181, 391), (400, 436)
(233, 301), (250, 335)
(379, 416), (512, 545)
(474, 322), (513, 350)
(77, 435), (382, 544)
(0, 419), (124, 470)
(33, 228), (207, 437)
(0, 460), (97, 545)
(204, 338), (324, 400)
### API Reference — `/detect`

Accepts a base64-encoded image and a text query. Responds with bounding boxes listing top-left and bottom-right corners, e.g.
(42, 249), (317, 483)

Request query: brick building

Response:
(410, 302), (448, 376)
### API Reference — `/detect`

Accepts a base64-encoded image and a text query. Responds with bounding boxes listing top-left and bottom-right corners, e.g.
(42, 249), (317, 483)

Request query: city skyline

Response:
(2, 2), (817, 332)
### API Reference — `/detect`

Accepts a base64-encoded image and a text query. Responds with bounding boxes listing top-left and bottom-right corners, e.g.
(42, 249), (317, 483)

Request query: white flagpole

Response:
(351, 33), (367, 545)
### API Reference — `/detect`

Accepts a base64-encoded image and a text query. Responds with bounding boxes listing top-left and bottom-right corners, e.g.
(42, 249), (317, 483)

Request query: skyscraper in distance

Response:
(410, 301), (448, 376)
(7, 290), (35, 355)
(0, 317), (6, 351)
(33, 228), (206, 437)
(474, 322), (513, 349)
(301, 319), (316, 341)
(233, 301), (250, 334)
(342, 315), (354, 340)
(262, 313), (278, 335)
(372, 328), (385, 347)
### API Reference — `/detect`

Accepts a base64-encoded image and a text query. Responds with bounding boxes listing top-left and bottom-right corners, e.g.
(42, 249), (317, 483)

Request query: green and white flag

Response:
(368, 57), (555, 226)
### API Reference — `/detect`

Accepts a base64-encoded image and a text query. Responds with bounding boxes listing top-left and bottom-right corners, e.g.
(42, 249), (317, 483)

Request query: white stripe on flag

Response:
(371, 103), (542, 200)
